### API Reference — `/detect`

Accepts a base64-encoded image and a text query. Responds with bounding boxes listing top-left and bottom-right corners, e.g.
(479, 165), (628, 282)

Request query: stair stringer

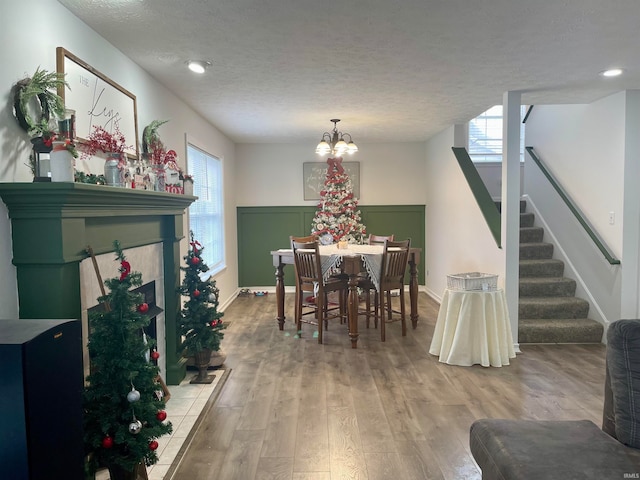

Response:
(522, 194), (607, 342)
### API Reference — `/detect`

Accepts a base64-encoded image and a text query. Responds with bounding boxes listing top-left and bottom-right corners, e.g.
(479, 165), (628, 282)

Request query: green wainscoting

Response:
(237, 205), (425, 287)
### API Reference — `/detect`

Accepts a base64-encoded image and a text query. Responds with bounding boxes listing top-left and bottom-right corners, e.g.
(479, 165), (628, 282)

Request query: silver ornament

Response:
(128, 419), (143, 434)
(127, 388), (141, 403)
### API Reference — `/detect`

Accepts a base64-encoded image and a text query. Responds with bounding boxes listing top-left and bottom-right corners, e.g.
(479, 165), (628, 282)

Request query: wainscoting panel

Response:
(237, 205), (425, 287)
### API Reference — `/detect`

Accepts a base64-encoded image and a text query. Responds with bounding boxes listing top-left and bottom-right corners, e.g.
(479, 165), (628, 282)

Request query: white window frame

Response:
(468, 105), (526, 163)
(186, 143), (225, 276)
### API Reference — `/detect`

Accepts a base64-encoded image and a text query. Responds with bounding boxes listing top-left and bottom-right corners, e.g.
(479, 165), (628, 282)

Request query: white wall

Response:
(525, 96), (624, 257)
(0, 0), (238, 315)
(236, 142), (427, 206)
(475, 163), (524, 200)
(425, 126), (505, 300)
(523, 92), (640, 324)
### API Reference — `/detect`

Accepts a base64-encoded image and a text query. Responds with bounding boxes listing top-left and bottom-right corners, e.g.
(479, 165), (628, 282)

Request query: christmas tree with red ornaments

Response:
(83, 241), (172, 477)
(178, 232), (225, 356)
(311, 157), (366, 243)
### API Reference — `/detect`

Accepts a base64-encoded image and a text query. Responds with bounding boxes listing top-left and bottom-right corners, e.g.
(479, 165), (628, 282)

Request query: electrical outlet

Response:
(609, 212), (615, 225)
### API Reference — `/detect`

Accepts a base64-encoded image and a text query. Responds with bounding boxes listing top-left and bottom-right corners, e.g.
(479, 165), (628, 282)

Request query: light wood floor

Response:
(172, 292), (606, 480)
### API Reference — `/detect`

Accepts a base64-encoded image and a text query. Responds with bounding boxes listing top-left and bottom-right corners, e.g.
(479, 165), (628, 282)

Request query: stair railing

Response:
(451, 147), (501, 248)
(525, 146), (620, 265)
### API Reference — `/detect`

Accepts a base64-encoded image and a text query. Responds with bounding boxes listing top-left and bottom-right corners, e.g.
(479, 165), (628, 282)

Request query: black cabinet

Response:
(0, 319), (84, 479)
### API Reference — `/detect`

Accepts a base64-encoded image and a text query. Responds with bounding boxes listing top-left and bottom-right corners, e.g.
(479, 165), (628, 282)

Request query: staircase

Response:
(518, 202), (603, 343)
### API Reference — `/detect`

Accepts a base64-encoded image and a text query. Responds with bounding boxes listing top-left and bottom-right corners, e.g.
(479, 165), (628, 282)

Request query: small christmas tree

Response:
(83, 241), (172, 477)
(178, 232), (226, 382)
(311, 157), (366, 243)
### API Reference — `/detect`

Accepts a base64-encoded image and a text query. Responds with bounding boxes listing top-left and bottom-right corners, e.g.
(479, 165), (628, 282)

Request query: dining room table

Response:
(270, 243), (422, 348)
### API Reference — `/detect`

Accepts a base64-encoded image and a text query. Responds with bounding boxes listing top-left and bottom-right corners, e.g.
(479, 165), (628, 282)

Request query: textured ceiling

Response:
(57, 0), (640, 144)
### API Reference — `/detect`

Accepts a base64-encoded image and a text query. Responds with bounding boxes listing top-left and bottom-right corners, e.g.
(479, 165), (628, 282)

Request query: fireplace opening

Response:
(87, 280), (163, 366)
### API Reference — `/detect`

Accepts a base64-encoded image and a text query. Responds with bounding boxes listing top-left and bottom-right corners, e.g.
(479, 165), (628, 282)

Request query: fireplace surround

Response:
(0, 182), (194, 384)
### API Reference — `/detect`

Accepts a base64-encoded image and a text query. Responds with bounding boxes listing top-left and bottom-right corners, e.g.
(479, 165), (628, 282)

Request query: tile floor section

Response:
(96, 370), (223, 480)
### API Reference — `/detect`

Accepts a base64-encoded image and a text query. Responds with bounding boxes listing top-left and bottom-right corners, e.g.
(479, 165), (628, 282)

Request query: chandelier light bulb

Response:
(316, 141), (331, 155)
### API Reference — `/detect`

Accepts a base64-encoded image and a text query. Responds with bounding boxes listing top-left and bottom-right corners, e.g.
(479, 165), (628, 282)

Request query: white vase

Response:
(184, 180), (194, 196)
(50, 141), (74, 182)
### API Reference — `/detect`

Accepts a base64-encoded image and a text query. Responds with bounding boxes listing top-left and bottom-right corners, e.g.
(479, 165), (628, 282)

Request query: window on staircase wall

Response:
(187, 144), (225, 275)
(468, 105), (526, 163)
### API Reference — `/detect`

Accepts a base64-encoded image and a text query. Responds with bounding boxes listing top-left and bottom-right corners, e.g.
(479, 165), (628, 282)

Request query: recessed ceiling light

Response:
(187, 60), (211, 74)
(601, 68), (623, 77)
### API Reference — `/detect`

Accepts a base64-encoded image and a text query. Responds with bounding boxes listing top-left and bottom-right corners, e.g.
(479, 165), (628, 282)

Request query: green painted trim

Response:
(237, 205), (425, 287)
(525, 147), (620, 265)
(451, 147), (502, 248)
(0, 182), (195, 384)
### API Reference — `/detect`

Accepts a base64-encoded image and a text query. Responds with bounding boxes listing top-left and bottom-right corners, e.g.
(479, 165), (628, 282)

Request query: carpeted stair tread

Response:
(518, 318), (604, 344)
(520, 226), (544, 243)
(519, 296), (589, 319)
(519, 259), (565, 278)
(519, 277), (576, 297)
(520, 212), (535, 228)
(520, 242), (554, 260)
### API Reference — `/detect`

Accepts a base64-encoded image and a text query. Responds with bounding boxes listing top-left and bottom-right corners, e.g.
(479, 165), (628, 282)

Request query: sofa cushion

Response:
(470, 419), (640, 480)
(607, 319), (640, 448)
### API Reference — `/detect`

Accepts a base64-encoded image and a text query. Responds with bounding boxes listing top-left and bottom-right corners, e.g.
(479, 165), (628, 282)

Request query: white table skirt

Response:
(429, 288), (516, 367)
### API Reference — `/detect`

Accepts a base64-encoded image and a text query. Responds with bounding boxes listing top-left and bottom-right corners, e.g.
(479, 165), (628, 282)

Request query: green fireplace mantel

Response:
(0, 182), (195, 384)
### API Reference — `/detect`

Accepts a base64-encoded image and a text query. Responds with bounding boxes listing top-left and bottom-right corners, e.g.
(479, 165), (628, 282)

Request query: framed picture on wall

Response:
(56, 47), (139, 159)
(303, 161), (360, 201)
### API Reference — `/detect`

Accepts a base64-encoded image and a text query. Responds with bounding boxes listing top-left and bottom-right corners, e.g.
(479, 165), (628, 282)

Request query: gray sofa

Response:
(470, 319), (640, 479)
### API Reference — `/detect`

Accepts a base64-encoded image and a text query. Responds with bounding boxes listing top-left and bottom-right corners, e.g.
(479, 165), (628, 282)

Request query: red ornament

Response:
(151, 350), (160, 360)
(156, 410), (167, 421)
(193, 289), (200, 297)
(190, 256), (200, 265)
(119, 260), (131, 281)
(149, 440), (159, 451)
(102, 436), (114, 449)
(137, 303), (149, 313)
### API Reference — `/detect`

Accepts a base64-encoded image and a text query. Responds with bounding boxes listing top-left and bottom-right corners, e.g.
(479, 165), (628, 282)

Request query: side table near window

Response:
(429, 288), (515, 367)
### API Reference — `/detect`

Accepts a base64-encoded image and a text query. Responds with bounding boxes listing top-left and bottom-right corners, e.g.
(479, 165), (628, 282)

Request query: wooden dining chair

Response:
(359, 234), (394, 328)
(290, 237), (348, 343)
(378, 238), (411, 341)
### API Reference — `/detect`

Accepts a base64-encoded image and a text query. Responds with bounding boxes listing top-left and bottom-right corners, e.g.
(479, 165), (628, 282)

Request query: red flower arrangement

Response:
(81, 125), (131, 159)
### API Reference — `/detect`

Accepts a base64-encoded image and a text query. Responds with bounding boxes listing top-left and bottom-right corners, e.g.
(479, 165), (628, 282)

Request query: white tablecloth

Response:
(429, 288), (515, 367)
(281, 244), (385, 290)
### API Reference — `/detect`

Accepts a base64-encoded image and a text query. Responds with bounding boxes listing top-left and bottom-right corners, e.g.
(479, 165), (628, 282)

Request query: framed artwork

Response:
(303, 161), (360, 201)
(56, 47), (139, 159)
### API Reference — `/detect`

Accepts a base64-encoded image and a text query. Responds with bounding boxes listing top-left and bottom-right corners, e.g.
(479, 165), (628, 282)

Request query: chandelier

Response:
(315, 119), (358, 156)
